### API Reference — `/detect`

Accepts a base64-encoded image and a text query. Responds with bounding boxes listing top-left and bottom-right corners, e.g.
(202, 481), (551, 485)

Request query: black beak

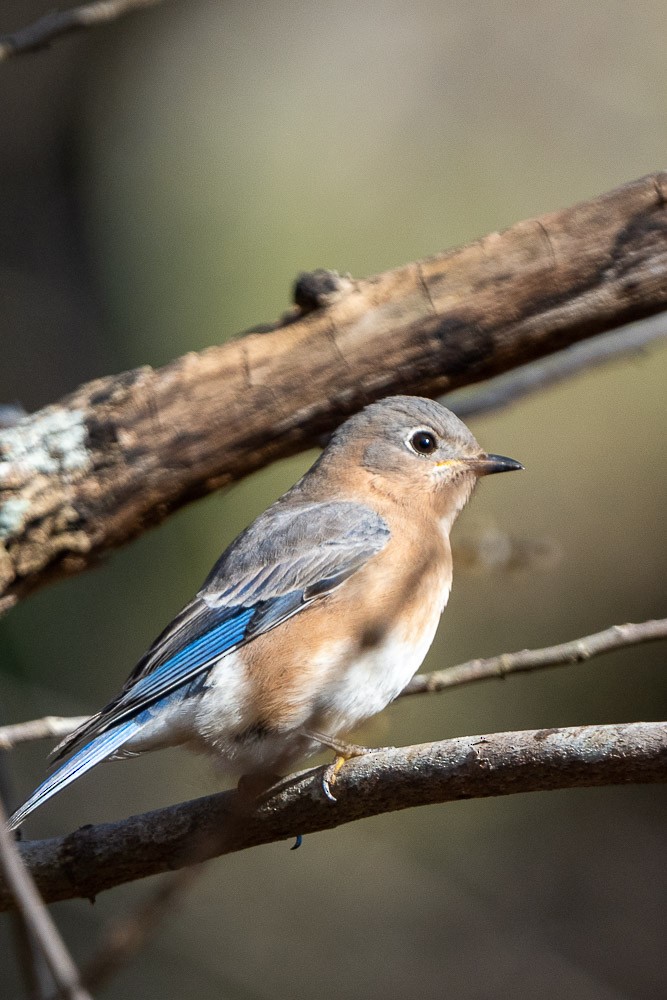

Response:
(469, 454), (524, 476)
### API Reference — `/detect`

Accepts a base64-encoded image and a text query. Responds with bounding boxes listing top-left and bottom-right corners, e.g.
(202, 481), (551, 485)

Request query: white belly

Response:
(312, 591), (448, 735)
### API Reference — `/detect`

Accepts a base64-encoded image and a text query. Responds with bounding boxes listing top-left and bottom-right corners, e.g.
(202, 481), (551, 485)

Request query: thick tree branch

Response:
(0, 0), (161, 61)
(1, 721), (665, 911)
(1, 173), (666, 612)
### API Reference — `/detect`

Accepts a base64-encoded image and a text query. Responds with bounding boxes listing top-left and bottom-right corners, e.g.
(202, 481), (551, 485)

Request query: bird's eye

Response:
(409, 430), (438, 455)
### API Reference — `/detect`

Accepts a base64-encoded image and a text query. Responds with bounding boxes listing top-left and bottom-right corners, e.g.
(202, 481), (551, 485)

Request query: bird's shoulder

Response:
(201, 497), (391, 600)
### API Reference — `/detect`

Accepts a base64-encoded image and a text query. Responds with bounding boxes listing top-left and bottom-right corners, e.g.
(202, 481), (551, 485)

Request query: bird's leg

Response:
(305, 729), (375, 757)
(303, 729), (390, 803)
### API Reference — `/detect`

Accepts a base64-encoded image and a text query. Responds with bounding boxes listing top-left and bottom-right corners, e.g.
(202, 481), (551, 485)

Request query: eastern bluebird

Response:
(9, 396), (521, 829)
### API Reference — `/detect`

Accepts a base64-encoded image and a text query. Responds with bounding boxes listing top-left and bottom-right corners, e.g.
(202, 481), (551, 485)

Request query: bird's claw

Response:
(321, 755), (345, 802)
(320, 743), (395, 802)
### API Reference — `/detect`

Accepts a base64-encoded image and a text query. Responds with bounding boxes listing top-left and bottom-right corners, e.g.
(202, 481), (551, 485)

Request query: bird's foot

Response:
(303, 730), (393, 803)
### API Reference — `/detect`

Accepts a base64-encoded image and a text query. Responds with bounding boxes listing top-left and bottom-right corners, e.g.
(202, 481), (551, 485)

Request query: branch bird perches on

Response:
(1, 618), (665, 911)
(1, 720), (665, 912)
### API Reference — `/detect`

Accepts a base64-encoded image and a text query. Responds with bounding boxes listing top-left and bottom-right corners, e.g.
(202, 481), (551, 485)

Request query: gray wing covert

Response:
(54, 499), (390, 758)
(202, 498), (391, 612)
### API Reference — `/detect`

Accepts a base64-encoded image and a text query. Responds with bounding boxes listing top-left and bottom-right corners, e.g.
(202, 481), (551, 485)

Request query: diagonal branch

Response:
(1, 173), (666, 614)
(0, 798), (91, 996)
(1, 720), (666, 911)
(446, 311), (667, 419)
(0, 751), (56, 998)
(0, 0), (161, 61)
(400, 618), (667, 696)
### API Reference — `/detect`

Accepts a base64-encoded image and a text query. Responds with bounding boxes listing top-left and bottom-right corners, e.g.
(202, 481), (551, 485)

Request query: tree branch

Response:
(401, 618), (667, 696)
(0, 717), (90, 752)
(1, 173), (666, 612)
(0, 751), (56, 998)
(446, 311), (667, 419)
(0, 0), (161, 61)
(1, 721), (665, 911)
(2, 624), (663, 911)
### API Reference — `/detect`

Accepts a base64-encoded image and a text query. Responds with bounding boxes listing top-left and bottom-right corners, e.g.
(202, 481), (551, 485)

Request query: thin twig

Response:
(0, 798), (92, 997)
(0, 716), (90, 751)
(446, 312), (667, 419)
(0, 753), (56, 997)
(2, 619), (664, 751)
(2, 720), (666, 910)
(401, 618), (667, 696)
(0, 0), (161, 60)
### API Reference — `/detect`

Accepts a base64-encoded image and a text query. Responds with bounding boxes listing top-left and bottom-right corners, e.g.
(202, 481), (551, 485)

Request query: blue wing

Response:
(8, 604), (260, 831)
(8, 500), (389, 829)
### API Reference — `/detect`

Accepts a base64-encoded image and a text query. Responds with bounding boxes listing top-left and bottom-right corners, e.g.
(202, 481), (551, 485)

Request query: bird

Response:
(8, 395), (522, 830)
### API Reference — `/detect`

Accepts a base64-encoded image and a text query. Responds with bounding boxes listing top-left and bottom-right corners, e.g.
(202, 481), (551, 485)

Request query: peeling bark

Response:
(1, 173), (666, 609)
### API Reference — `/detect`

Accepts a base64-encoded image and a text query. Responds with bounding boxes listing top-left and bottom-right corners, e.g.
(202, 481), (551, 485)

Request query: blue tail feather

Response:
(8, 719), (141, 831)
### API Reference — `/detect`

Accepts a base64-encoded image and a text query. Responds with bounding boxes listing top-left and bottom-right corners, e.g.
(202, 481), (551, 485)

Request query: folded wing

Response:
(9, 500), (389, 829)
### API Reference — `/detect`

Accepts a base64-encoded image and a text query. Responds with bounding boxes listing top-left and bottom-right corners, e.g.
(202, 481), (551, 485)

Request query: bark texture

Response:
(2, 721), (666, 910)
(1, 173), (666, 610)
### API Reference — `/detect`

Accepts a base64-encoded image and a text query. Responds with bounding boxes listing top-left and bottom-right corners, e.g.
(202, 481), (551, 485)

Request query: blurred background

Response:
(1, 1), (666, 997)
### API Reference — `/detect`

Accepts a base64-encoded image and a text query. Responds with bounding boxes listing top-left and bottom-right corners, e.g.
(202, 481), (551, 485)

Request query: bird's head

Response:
(324, 395), (523, 529)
